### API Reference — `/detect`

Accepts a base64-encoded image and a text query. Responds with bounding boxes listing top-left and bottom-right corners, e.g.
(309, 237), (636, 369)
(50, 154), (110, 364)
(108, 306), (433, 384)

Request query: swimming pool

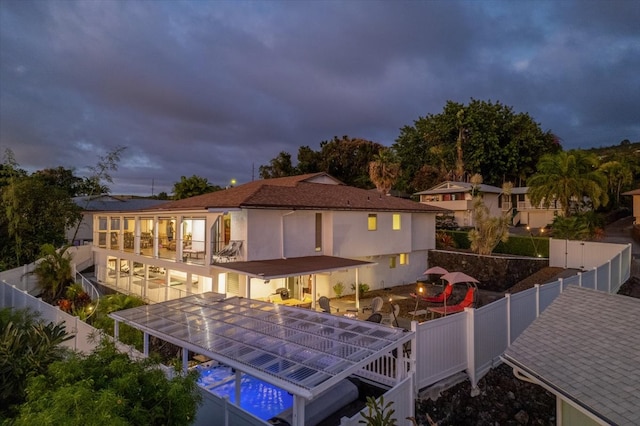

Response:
(196, 363), (293, 421)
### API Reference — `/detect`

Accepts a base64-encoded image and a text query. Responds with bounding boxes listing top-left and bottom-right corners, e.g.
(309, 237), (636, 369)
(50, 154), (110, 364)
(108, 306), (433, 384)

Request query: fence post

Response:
(505, 293), (512, 347)
(465, 308), (479, 395)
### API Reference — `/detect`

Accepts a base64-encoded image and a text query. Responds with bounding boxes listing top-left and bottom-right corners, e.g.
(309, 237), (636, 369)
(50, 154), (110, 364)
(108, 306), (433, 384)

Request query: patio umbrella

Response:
(422, 266), (449, 276)
(439, 272), (479, 314)
(440, 271), (479, 285)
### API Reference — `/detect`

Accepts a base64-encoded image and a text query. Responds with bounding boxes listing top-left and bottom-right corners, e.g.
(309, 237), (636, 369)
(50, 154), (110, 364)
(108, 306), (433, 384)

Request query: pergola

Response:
(110, 292), (414, 426)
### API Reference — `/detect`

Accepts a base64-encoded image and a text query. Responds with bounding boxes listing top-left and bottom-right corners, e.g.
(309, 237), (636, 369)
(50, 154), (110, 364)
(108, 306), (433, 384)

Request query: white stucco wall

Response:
(331, 211), (412, 258)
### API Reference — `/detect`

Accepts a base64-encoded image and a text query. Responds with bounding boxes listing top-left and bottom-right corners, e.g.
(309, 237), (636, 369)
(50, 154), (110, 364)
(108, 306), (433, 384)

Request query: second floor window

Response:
(368, 214), (377, 231)
(392, 214), (401, 230)
(315, 213), (322, 251)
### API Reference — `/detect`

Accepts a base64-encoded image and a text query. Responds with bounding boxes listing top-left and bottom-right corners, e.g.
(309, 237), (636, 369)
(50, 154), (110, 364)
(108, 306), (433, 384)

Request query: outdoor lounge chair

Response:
(427, 287), (476, 318)
(318, 296), (338, 313)
(411, 283), (453, 303)
(212, 240), (242, 263)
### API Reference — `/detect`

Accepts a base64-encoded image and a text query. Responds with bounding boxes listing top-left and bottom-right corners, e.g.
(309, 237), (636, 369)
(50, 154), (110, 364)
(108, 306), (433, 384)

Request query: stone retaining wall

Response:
(427, 250), (548, 292)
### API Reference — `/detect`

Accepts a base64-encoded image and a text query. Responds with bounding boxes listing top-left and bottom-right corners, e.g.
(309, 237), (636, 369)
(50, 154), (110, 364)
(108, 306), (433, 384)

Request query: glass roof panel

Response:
(110, 292), (413, 398)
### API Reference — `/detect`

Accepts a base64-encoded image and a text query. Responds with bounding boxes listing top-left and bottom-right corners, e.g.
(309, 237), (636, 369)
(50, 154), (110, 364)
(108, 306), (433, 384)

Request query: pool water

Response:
(196, 364), (293, 421)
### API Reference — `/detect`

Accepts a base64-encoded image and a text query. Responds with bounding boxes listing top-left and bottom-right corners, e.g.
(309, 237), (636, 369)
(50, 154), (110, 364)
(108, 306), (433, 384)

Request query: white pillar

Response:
(292, 395), (305, 426)
(355, 268), (360, 311)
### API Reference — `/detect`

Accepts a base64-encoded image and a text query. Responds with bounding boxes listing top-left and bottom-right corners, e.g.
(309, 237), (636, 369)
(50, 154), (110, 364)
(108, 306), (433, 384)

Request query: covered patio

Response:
(110, 291), (414, 426)
(214, 255), (376, 311)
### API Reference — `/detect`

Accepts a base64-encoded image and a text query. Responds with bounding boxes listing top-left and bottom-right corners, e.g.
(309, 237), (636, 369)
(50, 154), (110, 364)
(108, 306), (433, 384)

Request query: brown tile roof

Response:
(212, 255), (375, 280)
(146, 173), (448, 213)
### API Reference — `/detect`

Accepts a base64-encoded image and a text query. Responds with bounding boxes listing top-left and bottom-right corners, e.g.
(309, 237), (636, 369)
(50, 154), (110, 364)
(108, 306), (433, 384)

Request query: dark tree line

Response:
(260, 99), (562, 194)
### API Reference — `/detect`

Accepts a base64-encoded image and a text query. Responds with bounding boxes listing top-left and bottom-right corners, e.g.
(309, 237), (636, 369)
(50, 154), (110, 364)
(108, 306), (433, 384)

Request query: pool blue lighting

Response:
(196, 364), (293, 421)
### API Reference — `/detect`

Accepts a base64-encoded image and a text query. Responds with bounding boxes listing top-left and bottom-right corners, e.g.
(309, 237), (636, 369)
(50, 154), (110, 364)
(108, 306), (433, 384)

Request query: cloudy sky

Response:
(1, 1), (639, 195)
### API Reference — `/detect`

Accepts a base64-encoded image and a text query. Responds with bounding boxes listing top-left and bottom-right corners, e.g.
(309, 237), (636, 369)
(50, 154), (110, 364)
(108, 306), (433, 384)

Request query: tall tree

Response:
(259, 151), (296, 179)
(368, 148), (401, 195)
(172, 175), (219, 199)
(3, 174), (81, 267)
(318, 136), (384, 188)
(31, 167), (84, 197)
(393, 99), (560, 193)
(527, 150), (609, 216)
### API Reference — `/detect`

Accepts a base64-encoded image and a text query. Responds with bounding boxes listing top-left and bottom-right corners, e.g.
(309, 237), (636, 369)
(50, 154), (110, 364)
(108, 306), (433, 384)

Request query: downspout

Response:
(281, 211), (295, 259)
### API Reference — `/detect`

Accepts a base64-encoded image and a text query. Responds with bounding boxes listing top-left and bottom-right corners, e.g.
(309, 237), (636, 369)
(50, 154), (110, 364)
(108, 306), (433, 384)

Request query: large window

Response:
(368, 214), (377, 231)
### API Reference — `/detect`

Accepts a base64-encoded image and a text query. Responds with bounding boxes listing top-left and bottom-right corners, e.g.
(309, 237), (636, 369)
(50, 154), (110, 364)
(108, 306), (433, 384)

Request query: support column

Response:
(355, 268), (360, 311)
(292, 395), (305, 426)
(143, 332), (149, 356)
(182, 347), (189, 374)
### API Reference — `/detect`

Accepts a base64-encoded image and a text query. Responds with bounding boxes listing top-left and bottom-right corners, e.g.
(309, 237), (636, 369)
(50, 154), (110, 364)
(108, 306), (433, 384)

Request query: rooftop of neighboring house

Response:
(73, 195), (167, 212)
(622, 188), (640, 196)
(503, 286), (640, 426)
(414, 181), (503, 196)
(141, 172), (449, 213)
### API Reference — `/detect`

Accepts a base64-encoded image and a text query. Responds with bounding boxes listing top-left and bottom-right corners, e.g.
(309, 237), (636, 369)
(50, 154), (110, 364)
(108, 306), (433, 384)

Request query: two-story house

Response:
(416, 181), (563, 229)
(415, 181), (502, 228)
(91, 173), (447, 308)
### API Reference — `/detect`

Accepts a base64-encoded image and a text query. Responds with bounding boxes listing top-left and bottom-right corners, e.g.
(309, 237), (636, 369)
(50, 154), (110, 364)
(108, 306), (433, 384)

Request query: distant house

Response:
(502, 286), (640, 426)
(622, 188), (640, 224)
(415, 181), (563, 229)
(67, 195), (167, 246)
(414, 181), (502, 228)
(503, 187), (563, 229)
(89, 173), (446, 306)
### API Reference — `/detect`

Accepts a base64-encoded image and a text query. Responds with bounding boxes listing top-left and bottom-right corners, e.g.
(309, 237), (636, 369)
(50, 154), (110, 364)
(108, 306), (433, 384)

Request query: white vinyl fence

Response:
(414, 240), (632, 391)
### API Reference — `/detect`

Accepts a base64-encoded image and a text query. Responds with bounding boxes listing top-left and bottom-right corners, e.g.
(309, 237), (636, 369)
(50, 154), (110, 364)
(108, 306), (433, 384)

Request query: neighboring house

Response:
(416, 182), (563, 229)
(414, 181), (502, 227)
(622, 188), (640, 224)
(502, 286), (640, 426)
(504, 187), (563, 229)
(90, 173), (446, 306)
(67, 195), (167, 245)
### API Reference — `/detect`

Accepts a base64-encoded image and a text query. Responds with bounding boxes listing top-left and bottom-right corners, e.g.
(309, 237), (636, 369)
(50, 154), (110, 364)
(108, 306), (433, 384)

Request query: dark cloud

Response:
(1, 0), (638, 195)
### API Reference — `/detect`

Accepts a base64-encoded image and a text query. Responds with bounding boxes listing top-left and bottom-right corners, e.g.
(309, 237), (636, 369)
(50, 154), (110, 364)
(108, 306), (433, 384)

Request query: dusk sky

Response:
(1, 0), (639, 195)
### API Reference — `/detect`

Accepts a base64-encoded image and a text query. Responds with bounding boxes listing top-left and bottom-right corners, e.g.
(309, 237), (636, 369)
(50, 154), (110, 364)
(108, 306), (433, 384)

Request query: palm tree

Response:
(368, 148), (401, 195)
(527, 150), (608, 216)
(600, 160), (633, 208)
(31, 244), (74, 303)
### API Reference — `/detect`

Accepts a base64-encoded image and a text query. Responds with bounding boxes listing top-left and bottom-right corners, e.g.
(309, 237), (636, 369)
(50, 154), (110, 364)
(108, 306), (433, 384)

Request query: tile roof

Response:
(503, 286), (640, 426)
(145, 173), (448, 213)
(414, 181), (503, 195)
(212, 255), (374, 280)
(73, 195), (167, 212)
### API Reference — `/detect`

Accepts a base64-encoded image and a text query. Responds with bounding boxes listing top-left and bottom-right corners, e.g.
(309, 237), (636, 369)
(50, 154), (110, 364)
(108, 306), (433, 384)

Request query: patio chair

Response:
(381, 304), (400, 326)
(427, 287), (476, 318)
(365, 313), (382, 323)
(318, 296), (338, 313)
(212, 240), (242, 263)
(362, 296), (384, 314)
